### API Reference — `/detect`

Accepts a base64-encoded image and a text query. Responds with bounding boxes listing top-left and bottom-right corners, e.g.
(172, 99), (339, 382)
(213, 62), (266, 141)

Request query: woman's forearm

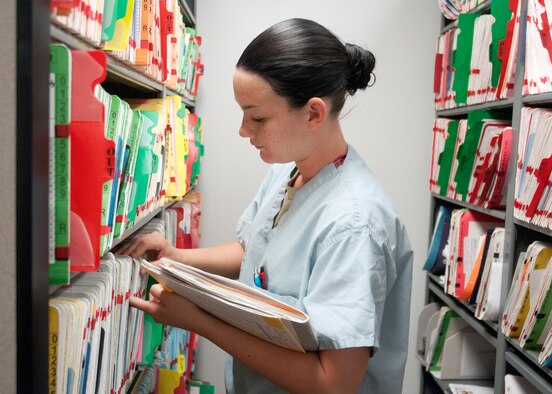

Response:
(168, 241), (244, 278)
(196, 311), (369, 394)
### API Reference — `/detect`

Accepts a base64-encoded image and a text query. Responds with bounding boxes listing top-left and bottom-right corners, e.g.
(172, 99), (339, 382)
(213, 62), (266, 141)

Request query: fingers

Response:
(149, 283), (171, 301)
(129, 295), (155, 314)
(117, 233), (160, 259)
(115, 238), (139, 256)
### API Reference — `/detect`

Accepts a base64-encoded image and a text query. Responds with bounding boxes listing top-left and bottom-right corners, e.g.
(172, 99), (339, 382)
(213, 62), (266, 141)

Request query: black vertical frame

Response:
(16, 0), (50, 392)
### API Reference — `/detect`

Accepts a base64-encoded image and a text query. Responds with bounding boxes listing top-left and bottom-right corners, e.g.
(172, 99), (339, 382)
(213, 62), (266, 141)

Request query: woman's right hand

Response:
(117, 231), (177, 261)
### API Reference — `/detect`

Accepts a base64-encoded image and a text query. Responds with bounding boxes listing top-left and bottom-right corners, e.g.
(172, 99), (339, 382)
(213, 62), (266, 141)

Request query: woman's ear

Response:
(305, 97), (328, 128)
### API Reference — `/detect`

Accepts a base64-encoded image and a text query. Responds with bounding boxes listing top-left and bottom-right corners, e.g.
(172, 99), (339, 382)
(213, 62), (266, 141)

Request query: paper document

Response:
(141, 259), (319, 352)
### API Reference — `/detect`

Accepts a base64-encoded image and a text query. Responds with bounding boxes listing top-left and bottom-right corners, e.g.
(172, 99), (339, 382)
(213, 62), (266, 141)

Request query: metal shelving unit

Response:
(19, 1), (197, 392)
(422, 0), (552, 393)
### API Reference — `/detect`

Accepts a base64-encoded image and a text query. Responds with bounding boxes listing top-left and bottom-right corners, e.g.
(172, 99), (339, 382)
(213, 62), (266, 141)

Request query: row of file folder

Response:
(514, 107), (552, 229)
(429, 111), (512, 208)
(50, 208), (203, 394)
(501, 241), (552, 367)
(424, 206), (506, 321)
(434, 0), (520, 109)
(50, 0), (204, 100)
(49, 44), (204, 284)
(416, 303), (495, 380)
(49, 254), (147, 394)
(438, 0), (489, 20)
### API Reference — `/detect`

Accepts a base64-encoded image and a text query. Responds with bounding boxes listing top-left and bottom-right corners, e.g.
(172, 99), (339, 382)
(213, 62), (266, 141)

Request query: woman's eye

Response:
(252, 117), (266, 123)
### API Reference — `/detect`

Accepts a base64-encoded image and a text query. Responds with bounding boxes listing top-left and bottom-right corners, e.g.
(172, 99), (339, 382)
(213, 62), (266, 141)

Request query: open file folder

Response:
(141, 259), (319, 353)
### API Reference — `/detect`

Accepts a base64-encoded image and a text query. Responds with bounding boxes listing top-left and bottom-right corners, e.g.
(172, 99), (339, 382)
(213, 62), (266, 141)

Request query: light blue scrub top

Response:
(225, 145), (413, 394)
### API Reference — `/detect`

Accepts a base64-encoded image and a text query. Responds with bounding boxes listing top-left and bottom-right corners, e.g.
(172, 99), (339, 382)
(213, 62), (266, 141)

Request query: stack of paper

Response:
(502, 241), (552, 338)
(142, 258), (319, 352)
(514, 107), (552, 229)
(524, 0), (552, 95)
(442, 209), (503, 298)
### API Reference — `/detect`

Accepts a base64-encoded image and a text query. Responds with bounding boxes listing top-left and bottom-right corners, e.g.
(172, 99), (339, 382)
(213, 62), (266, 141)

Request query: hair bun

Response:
(345, 43), (376, 95)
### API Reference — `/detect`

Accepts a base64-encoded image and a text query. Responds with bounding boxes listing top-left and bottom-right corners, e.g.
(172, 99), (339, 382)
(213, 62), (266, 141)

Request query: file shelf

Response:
(427, 274), (498, 347)
(422, 0), (552, 392)
(17, 1), (200, 392)
(432, 192), (507, 220)
(436, 97), (514, 117)
(522, 92), (552, 105)
(424, 373), (494, 394)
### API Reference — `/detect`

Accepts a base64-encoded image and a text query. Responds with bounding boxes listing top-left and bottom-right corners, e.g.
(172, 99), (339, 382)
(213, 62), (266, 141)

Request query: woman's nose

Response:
(239, 120), (253, 138)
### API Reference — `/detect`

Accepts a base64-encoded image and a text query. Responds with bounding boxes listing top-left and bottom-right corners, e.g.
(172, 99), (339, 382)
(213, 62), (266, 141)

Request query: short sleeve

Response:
(303, 227), (393, 350)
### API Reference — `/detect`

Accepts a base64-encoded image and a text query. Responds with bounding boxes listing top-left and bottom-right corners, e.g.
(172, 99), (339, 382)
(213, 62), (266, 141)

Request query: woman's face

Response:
(233, 68), (313, 164)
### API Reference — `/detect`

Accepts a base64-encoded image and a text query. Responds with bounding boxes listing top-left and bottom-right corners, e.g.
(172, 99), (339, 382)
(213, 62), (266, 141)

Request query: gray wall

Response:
(0, 0), (17, 392)
(194, 1), (439, 391)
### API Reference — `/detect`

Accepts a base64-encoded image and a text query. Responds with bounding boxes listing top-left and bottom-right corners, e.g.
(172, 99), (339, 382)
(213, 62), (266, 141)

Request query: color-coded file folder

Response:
(49, 43), (72, 284)
(69, 50), (114, 272)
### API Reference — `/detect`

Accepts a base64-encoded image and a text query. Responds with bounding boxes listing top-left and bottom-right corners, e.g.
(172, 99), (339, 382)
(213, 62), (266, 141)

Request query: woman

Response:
(122, 18), (413, 394)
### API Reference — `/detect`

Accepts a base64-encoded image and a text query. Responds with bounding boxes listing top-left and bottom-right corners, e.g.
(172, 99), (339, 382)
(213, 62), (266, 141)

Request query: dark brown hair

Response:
(237, 18), (376, 115)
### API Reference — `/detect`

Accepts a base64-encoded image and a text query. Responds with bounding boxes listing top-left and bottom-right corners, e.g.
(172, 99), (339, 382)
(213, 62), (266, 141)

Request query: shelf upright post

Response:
(495, 0), (529, 392)
(16, 0), (50, 392)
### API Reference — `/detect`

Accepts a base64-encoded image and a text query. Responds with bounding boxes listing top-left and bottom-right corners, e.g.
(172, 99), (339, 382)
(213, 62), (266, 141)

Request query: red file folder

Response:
(70, 50), (115, 271)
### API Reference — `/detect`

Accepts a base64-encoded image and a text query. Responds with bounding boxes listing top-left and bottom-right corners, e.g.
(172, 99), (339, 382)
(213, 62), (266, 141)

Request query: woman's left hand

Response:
(130, 283), (205, 332)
